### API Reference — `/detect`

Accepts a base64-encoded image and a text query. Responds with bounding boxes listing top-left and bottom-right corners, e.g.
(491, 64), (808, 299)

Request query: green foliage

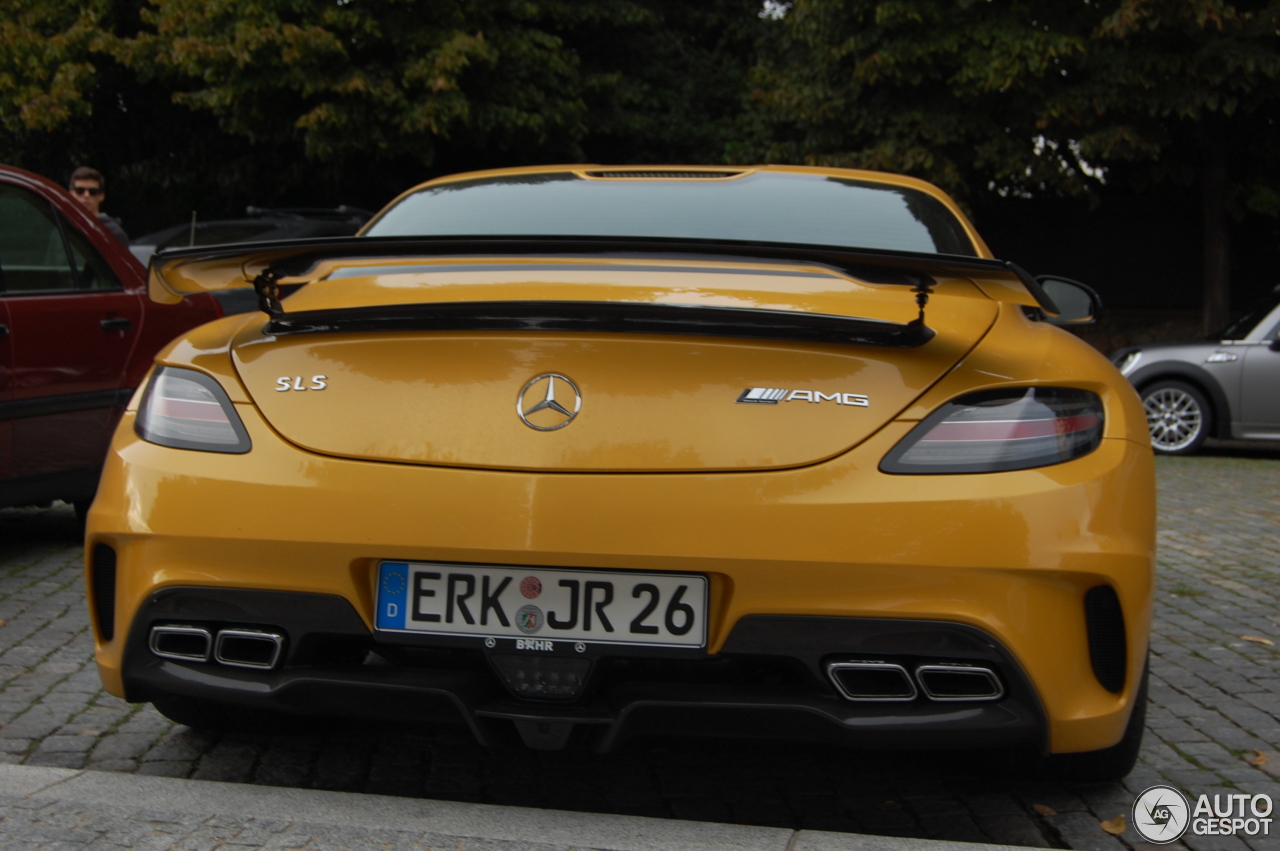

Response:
(115, 0), (592, 167)
(0, 0), (107, 135)
(6, 0), (1276, 272)
(569, 0), (767, 164)
(750, 0), (1095, 201)
(750, 0), (1280, 210)
(0, 0), (761, 227)
(1058, 0), (1280, 201)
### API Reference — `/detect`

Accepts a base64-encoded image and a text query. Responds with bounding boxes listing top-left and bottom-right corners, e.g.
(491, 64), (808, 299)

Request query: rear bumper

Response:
(119, 587), (1047, 752)
(88, 407), (1154, 754)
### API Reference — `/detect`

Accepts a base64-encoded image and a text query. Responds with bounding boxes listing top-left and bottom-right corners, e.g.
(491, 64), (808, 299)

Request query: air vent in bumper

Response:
(1085, 585), (1127, 693)
(90, 544), (117, 642)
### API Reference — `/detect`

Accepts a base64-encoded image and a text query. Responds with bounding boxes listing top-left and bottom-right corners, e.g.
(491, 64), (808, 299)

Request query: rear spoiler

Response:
(149, 234), (1060, 348)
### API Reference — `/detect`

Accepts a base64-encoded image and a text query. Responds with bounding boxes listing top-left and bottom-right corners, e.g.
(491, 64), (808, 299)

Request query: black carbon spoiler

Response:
(269, 299), (933, 348)
(149, 234), (1058, 348)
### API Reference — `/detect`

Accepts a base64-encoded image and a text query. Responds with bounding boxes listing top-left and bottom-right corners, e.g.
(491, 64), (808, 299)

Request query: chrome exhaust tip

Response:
(915, 664), (1003, 701)
(826, 661), (918, 702)
(214, 628), (285, 670)
(149, 625), (212, 662)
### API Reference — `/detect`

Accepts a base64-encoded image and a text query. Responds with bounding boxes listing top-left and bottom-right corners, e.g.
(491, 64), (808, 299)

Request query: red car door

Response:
(0, 299), (12, 482)
(0, 180), (142, 491)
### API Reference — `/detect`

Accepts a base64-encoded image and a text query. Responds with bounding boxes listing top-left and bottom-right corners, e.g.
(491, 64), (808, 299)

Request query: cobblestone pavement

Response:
(1, 442), (1277, 850)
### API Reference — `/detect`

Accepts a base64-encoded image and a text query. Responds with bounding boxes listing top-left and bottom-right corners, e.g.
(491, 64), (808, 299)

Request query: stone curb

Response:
(0, 764), (1037, 851)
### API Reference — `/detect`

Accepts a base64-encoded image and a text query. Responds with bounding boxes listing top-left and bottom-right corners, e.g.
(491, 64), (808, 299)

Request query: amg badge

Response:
(737, 388), (869, 407)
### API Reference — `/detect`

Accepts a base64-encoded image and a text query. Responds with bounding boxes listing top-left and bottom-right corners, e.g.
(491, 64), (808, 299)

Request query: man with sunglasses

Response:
(69, 166), (129, 245)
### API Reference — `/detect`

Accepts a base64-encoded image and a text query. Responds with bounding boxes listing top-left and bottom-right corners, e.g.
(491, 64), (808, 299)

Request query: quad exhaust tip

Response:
(149, 625), (284, 670)
(214, 629), (285, 669)
(826, 661), (918, 702)
(915, 664), (1004, 701)
(150, 625), (212, 662)
(826, 660), (1004, 702)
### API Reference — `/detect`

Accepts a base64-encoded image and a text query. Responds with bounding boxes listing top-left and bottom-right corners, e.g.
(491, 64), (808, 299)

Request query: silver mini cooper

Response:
(1112, 288), (1280, 454)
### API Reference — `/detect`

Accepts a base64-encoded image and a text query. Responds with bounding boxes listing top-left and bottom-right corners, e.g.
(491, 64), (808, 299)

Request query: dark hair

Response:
(70, 166), (105, 190)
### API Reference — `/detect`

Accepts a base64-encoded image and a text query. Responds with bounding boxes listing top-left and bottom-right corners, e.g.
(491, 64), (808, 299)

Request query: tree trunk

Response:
(1201, 121), (1230, 337)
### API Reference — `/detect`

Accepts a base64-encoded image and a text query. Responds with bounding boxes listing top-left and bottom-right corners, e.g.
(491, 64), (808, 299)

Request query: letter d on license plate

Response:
(376, 561), (707, 648)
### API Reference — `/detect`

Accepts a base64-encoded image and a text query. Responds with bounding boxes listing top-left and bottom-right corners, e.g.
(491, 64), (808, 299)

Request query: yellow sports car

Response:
(86, 166), (1154, 779)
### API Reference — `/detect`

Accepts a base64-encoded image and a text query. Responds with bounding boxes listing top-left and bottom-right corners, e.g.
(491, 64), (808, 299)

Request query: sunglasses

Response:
(71, 186), (103, 196)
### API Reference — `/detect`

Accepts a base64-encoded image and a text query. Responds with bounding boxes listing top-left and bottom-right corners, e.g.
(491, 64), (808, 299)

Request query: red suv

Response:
(0, 164), (222, 515)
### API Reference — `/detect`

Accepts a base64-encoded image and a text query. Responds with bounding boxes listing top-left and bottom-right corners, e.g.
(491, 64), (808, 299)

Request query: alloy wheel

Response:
(1143, 387), (1204, 452)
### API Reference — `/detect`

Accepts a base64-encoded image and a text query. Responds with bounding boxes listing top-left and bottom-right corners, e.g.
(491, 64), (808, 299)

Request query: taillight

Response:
(135, 367), (251, 453)
(881, 387), (1103, 474)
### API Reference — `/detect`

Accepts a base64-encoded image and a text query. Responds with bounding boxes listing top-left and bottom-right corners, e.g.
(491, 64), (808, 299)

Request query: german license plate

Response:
(375, 561), (707, 648)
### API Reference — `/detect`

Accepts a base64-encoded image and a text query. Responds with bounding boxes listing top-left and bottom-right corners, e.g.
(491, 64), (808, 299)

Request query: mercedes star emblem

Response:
(517, 373), (582, 431)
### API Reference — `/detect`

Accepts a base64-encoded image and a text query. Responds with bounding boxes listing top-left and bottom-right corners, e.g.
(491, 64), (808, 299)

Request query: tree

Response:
(749, 1), (1095, 199)
(0, 0), (103, 134)
(0, 0), (108, 171)
(112, 0), (596, 189)
(1057, 1), (1280, 332)
(751, 0), (1280, 332)
(1, 0), (764, 229)
(568, 0), (767, 164)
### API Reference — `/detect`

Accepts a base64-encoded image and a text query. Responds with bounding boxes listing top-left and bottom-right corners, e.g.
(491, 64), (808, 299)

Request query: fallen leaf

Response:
(1033, 804), (1057, 816)
(1101, 815), (1126, 835)
(1253, 750), (1280, 777)
(1242, 635), (1274, 646)
(1250, 749), (1269, 767)
(0, 619), (6, 627)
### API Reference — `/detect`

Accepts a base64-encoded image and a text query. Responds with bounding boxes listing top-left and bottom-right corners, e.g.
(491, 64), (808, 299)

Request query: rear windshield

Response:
(365, 172), (977, 257)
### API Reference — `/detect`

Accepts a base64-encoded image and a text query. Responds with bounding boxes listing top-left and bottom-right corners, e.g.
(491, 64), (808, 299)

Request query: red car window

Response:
(62, 216), (123, 292)
(0, 184), (77, 293)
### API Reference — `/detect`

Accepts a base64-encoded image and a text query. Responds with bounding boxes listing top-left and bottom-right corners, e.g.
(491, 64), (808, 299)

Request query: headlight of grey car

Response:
(1115, 350), (1142, 375)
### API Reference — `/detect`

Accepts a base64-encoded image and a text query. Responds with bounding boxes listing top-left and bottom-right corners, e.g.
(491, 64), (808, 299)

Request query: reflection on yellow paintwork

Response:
(229, 275), (998, 472)
(95, 164), (1155, 761)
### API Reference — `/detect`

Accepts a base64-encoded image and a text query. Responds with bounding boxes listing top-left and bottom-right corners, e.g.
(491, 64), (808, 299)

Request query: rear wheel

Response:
(1141, 380), (1211, 455)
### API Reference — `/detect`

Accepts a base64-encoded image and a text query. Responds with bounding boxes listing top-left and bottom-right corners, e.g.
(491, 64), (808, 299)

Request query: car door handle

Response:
(0, 324), (8, 339)
(101, 317), (133, 332)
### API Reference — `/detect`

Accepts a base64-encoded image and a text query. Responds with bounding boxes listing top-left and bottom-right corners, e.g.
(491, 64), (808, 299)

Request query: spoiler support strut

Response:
(254, 268), (286, 316)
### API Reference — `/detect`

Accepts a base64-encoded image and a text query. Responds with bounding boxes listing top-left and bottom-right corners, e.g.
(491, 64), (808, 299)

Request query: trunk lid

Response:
(228, 259), (998, 472)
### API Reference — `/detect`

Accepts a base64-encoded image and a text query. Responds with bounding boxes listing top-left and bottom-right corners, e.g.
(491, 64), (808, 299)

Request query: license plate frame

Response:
(375, 561), (708, 649)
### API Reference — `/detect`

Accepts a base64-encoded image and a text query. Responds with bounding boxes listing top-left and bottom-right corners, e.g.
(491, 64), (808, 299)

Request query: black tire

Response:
(1140, 380), (1211, 455)
(1038, 662), (1148, 782)
(151, 693), (297, 735)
